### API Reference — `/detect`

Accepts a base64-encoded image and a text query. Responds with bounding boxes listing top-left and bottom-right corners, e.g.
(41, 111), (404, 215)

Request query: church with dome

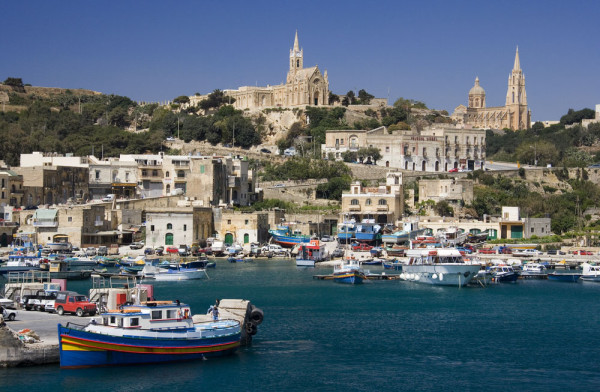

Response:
(188, 31), (329, 110)
(451, 48), (531, 130)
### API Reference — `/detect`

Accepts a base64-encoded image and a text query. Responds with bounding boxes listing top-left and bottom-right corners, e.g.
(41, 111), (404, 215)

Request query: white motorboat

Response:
(401, 248), (481, 287)
(140, 264), (208, 281)
(581, 263), (600, 282)
(519, 263), (548, 279)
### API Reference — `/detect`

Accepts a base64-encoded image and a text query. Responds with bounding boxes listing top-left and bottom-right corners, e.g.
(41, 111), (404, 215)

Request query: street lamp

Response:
(530, 144), (537, 166)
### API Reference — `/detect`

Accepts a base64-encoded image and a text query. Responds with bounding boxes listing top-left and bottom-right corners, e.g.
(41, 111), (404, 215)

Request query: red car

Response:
(352, 243), (373, 251)
(54, 291), (96, 317)
(166, 246), (179, 254)
(448, 168), (459, 172)
(479, 248), (496, 254)
(574, 250), (593, 255)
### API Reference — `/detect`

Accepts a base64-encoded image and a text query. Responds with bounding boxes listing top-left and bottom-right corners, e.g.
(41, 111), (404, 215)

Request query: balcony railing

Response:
(33, 220), (58, 227)
(348, 205), (361, 211)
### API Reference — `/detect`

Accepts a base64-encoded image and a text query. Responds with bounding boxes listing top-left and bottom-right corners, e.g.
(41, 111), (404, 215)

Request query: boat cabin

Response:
(98, 301), (193, 331)
(405, 249), (465, 265)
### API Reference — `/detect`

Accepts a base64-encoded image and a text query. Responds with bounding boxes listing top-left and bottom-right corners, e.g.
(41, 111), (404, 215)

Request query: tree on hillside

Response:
(173, 95), (190, 105)
(357, 89), (374, 105)
(357, 146), (382, 164)
(328, 91), (340, 105)
(3, 77), (24, 87)
(199, 89), (234, 111)
(560, 108), (595, 125)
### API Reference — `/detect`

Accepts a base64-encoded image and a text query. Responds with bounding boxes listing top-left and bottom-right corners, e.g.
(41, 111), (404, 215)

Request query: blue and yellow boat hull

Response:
(58, 324), (241, 368)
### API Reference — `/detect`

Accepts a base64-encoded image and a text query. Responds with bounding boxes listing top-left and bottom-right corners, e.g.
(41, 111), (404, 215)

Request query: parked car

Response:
(260, 148), (271, 154)
(261, 244), (286, 255)
(573, 249), (593, 256)
(274, 184), (285, 188)
(178, 245), (190, 257)
(85, 247), (97, 256)
(479, 248), (496, 254)
(97, 246), (108, 256)
(513, 249), (543, 257)
(166, 136), (175, 141)
(144, 247), (155, 255)
(455, 246), (473, 254)
(1, 306), (16, 321)
(331, 248), (345, 258)
(129, 241), (144, 250)
(547, 249), (566, 255)
(448, 168), (459, 172)
(154, 246), (164, 256)
(101, 194), (116, 202)
(54, 291), (96, 317)
(320, 235), (333, 242)
(166, 246), (179, 254)
(283, 147), (297, 157)
(352, 243), (373, 251)
(21, 291), (57, 311)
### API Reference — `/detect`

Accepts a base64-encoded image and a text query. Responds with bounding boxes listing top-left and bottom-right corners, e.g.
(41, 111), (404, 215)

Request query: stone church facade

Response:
(452, 48), (531, 130)
(189, 32), (329, 110)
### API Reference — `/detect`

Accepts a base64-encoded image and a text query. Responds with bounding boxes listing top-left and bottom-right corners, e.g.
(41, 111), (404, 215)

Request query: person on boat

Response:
(212, 305), (219, 321)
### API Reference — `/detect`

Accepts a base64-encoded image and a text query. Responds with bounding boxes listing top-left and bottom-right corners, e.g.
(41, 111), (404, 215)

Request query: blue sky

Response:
(1, 0), (598, 121)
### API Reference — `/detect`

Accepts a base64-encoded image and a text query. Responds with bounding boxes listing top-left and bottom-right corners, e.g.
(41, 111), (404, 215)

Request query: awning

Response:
(33, 209), (58, 220)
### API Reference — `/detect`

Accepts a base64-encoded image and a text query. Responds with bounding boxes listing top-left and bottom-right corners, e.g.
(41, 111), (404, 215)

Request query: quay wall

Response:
(0, 327), (58, 367)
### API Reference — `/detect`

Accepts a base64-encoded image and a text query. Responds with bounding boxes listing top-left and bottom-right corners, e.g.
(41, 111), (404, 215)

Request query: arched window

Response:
(167, 223), (173, 230)
(350, 199), (359, 205)
(165, 171), (170, 178)
(378, 199), (387, 205)
(166, 184), (171, 194)
(365, 199), (372, 206)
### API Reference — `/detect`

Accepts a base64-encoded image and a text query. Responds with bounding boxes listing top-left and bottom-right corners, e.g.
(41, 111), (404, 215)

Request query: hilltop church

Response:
(189, 32), (329, 110)
(452, 48), (531, 130)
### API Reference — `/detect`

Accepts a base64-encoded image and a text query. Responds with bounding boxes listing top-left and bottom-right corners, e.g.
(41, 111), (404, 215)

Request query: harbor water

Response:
(2, 259), (600, 391)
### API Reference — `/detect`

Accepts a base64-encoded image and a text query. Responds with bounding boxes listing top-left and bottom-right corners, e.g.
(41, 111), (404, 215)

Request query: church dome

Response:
(469, 77), (485, 96)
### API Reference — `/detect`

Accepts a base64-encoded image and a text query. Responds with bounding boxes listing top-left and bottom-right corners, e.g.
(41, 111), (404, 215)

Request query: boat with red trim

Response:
(58, 300), (241, 368)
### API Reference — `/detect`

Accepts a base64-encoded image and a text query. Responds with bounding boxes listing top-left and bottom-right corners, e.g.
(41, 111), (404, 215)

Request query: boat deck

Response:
(313, 273), (402, 281)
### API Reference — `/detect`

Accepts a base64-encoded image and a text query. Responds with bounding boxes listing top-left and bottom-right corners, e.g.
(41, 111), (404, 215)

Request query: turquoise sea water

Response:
(2, 259), (600, 391)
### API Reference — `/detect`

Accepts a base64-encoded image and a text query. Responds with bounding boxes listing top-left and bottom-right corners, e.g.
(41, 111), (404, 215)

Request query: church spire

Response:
(513, 46), (520, 71)
(293, 30), (300, 52)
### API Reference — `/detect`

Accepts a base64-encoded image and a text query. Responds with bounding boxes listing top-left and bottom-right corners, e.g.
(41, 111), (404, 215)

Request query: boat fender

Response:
(414, 274), (420, 281)
(400, 273), (406, 280)
(464, 271), (470, 278)
(432, 274), (438, 280)
(250, 306), (264, 325)
(439, 273), (444, 281)
(250, 323), (258, 336)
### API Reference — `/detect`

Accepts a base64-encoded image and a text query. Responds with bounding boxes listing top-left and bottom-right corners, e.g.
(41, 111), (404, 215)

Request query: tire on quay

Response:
(249, 305), (264, 325)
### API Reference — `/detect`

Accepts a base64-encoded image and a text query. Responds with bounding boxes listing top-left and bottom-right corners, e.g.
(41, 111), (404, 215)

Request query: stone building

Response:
(188, 31), (329, 110)
(418, 178), (474, 205)
(29, 204), (108, 247)
(452, 48), (531, 130)
(323, 125), (486, 172)
(216, 210), (269, 245)
(0, 169), (24, 207)
(340, 173), (404, 224)
(15, 166), (89, 207)
(145, 207), (213, 247)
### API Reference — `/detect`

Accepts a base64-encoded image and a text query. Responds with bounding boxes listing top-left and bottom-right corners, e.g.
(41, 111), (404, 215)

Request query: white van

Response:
(101, 194), (116, 202)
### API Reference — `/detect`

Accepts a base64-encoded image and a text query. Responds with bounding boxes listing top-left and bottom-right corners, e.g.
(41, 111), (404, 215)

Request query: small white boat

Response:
(581, 263), (600, 282)
(519, 263), (548, 279)
(140, 264), (208, 281)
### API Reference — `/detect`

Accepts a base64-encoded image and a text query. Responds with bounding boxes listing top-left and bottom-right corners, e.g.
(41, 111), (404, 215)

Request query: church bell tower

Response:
(505, 47), (531, 129)
(289, 30), (303, 73)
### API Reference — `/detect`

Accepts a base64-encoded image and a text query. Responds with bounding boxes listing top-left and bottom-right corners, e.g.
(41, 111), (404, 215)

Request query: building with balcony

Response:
(0, 169), (24, 207)
(322, 125), (486, 172)
(88, 156), (139, 200)
(120, 154), (164, 198)
(340, 173), (403, 224)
